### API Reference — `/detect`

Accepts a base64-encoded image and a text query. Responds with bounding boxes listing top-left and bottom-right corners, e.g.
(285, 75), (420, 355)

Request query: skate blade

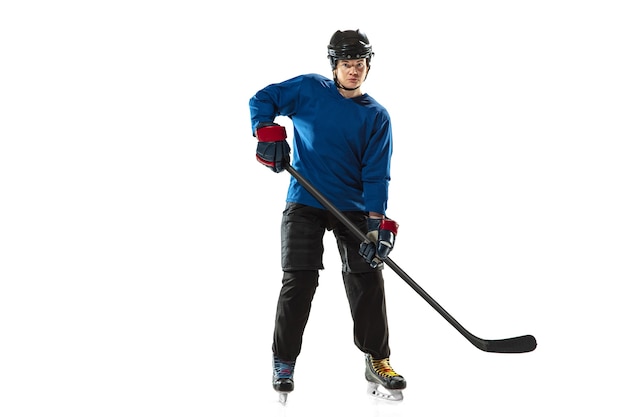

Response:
(367, 381), (404, 401)
(278, 392), (289, 404)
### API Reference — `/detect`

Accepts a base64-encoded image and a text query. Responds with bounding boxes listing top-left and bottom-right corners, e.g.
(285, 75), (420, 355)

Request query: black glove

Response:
(255, 124), (290, 173)
(359, 217), (399, 268)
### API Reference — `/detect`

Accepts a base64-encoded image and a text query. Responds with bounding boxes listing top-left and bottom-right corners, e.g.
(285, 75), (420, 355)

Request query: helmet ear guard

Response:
(327, 29), (374, 70)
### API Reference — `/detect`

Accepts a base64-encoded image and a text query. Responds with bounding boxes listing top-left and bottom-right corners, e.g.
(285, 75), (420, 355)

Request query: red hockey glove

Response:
(359, 218), (399, 268)
(256, 124), (290, 173)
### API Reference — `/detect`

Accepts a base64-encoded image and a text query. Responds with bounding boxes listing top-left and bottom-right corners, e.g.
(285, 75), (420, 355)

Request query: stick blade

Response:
(479, 335), (537, 353)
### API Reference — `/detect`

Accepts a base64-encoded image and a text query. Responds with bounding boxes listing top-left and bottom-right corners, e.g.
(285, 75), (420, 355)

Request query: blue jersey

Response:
(249, 73), (393, 215)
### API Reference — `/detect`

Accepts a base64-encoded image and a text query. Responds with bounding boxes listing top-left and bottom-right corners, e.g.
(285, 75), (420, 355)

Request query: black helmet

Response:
(327, 29), (374, 69)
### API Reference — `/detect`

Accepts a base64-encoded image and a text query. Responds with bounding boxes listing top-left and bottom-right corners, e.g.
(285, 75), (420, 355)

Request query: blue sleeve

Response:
(362, 111), (393, 215)
(249, 75), (303, 135)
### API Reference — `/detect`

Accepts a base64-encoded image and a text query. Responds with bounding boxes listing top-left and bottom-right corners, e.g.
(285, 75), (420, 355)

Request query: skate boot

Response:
(272, 355), (296, 404)
(365, 354), (406, 401)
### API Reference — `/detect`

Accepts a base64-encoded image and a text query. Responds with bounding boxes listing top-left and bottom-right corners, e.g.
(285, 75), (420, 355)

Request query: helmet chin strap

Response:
(334, 77), (360, 91)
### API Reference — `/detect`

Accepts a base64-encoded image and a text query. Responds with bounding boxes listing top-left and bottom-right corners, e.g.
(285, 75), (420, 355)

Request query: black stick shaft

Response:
(285, 163), (536, 353)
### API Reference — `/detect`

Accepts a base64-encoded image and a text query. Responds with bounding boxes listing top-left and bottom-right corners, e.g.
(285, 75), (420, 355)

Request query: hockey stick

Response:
(284, 163), (537, 353)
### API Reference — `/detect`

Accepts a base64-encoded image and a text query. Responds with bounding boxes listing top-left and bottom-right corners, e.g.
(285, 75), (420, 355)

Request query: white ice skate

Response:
(273, 355), (295, 404)
(364, 354), (406, 401)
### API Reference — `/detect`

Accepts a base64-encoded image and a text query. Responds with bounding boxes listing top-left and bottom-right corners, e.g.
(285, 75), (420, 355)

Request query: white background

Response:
(1, 1), (625, 416)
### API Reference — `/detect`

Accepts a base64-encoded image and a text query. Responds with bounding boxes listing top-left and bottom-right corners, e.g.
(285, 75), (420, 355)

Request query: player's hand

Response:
(255, 124), (290, 173)
(359, 218), (398, 268)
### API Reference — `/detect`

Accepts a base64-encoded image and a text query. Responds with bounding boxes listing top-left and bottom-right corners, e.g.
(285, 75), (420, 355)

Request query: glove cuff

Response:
(257, 125), (287, 142)
(380, 219), (399, 234)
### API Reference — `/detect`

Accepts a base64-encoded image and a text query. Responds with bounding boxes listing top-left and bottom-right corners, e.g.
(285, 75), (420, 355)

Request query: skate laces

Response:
(370, 357), (400, 378)
(273, 356), (295, 378)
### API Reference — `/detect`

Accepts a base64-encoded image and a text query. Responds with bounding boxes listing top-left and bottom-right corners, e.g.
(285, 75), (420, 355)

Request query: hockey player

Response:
(249, 29), (406, 403)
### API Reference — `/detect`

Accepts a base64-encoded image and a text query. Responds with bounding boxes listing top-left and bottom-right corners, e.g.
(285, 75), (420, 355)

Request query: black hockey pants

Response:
(272, 203), (391, 361)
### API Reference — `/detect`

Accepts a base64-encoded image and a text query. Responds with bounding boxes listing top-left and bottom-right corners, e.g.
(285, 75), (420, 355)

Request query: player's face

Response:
(335, 59), (368, 89)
